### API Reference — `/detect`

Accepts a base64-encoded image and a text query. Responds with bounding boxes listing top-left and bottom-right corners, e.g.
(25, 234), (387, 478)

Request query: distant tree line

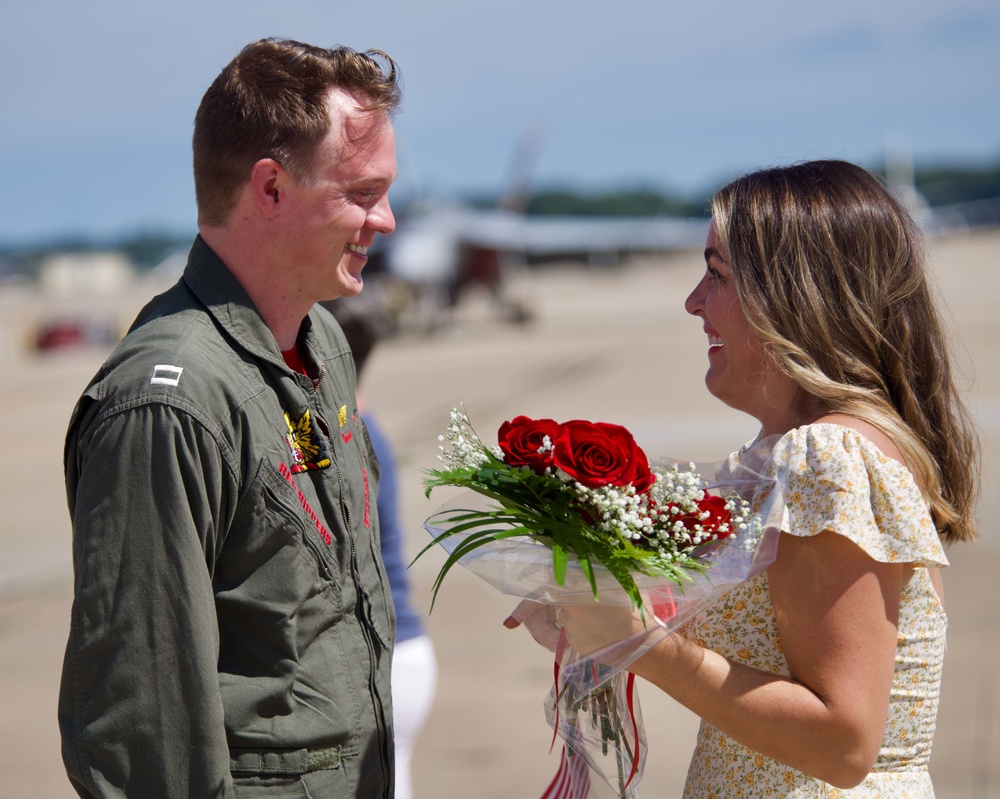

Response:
(3, 158), (998, 267)
(0, 231), (192, 276)
(525, 188), (709, 218)
(907, 163), (1000, 207)
(509, 159), (1000, 218)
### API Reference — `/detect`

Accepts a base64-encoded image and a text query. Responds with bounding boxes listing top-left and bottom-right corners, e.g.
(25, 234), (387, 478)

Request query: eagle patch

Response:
(284, 409), (332, 473)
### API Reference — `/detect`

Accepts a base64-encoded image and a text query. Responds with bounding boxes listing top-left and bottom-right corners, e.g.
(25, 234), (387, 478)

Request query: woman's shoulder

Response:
(765, 416), (907, 477)
(810, 413), (905, 465)
(760, 417), (948, 566)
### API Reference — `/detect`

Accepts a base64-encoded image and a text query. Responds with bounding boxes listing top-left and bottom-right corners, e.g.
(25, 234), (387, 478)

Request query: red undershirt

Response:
(282, 345), (311, 378)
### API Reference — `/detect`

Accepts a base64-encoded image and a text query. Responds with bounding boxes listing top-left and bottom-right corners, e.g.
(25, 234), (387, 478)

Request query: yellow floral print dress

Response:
(681, 424), (948, 798)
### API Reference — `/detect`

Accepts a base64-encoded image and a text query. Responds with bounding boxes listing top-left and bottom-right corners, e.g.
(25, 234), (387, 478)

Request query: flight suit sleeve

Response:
(60, 401), (238, 798)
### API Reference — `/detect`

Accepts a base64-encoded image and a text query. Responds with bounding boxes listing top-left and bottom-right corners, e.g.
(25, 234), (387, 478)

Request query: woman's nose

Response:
(685, 277), (706, 316)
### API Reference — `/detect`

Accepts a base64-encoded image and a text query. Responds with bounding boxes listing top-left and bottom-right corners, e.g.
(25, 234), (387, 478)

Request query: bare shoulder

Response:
(813, 413), (906, 467)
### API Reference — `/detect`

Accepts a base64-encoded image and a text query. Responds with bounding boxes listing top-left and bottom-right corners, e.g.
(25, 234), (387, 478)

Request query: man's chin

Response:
(327, 274), (364, 301)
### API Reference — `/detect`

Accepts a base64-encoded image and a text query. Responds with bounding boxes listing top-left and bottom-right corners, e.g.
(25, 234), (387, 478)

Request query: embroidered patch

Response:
(150, 364), (183, 386)
(361, 465), (370, 527)
(341, 431), (353, 444)
(278, 462), (332, 545)
(284, 409), (332, 473)
(337, 404), (348, 428)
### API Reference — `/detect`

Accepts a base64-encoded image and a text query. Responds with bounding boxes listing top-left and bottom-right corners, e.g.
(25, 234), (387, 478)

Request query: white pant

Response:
(391, 635), (437, 799)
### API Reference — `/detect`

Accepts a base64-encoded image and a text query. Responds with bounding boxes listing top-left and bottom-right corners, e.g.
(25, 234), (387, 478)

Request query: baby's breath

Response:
(437, 406), (490, 470)
(568, 462), (752, 565)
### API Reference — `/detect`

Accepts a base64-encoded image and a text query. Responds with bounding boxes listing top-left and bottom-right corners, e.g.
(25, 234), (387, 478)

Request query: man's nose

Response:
(368, 195), (395, 235)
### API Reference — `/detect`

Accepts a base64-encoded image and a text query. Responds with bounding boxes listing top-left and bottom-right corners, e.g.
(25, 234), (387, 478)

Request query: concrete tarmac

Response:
(1, 229), (998, 798)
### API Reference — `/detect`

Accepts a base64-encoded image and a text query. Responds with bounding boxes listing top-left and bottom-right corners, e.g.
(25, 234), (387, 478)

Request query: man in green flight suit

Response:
(60, 37), (400, 798)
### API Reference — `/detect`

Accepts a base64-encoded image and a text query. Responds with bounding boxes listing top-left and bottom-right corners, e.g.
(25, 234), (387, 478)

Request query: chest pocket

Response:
(217, 462), (347, 621)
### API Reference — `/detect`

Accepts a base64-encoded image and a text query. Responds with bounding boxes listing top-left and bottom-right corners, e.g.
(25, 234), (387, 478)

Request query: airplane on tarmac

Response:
(363, 198), (710, 332)
(364, 129), (710, 332)
(369, 140), (1000, 334)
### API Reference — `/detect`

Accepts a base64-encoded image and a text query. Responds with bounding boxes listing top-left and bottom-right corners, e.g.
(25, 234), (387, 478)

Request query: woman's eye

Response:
(707, 266), (722, 281)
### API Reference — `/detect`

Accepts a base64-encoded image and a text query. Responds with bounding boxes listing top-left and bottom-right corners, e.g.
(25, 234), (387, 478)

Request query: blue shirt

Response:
(364, 413), (425, 644)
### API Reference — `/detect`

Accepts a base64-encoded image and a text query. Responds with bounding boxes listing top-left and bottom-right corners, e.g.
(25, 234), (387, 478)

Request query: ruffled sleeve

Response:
(764, 423), (948, 568)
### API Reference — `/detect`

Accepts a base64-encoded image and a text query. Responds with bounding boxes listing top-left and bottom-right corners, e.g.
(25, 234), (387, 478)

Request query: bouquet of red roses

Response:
(418, 407), (783, 798)
(421, 408), (755, 610)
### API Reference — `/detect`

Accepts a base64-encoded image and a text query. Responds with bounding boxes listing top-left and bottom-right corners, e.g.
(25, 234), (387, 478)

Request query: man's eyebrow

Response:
(347, 172), (397, 190)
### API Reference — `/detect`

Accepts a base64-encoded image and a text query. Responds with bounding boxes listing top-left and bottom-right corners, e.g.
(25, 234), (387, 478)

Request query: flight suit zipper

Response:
(336, 463), (392, 796)
(309, 363), (392, 796)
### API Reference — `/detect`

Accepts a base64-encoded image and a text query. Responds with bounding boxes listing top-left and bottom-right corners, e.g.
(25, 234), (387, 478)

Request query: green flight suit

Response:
(60, 237), (395, 798)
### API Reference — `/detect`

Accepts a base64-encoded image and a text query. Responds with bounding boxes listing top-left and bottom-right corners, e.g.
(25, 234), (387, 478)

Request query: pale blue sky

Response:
(2, 0), (998, 245)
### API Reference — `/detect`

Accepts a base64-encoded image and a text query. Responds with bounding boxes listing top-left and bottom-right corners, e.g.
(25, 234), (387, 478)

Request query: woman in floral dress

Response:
(530, 160), (979, 797)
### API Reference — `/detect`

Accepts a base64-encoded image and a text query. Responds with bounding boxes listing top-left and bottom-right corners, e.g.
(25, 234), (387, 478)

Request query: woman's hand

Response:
(504, 599), (651, 657)
(503, 600), (561, 652)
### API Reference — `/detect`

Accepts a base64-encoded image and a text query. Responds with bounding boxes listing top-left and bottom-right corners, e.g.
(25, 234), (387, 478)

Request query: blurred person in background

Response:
(325, 294), (438, 799)
(60, 38), (401, 798)
(510, 159), (979, 798)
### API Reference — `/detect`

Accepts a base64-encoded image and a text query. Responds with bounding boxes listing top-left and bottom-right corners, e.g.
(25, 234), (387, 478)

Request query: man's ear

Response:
(249, 158), (285, 218)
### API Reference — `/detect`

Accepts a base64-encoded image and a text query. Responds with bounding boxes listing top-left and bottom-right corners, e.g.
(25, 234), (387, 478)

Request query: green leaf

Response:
(551, 543), (568, 586)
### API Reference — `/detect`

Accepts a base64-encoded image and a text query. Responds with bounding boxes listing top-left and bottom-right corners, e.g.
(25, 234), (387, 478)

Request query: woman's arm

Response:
(626, 530), (901, 789)
(509, 528), (903, 789)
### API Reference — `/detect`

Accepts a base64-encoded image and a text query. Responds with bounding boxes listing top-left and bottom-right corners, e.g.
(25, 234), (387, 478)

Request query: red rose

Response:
(670, 494), (732, 538)
(498, 416), (562, 471)
(697, 495), (732, 535)
(551, 420), (653, 491)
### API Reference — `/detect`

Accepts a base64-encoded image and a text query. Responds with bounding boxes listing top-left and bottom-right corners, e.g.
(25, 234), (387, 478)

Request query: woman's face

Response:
(684, 222), (801, 434)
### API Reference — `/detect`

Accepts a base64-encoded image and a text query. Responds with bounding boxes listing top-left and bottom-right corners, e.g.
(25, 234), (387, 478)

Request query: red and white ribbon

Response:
(540, 745), (592, 799)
